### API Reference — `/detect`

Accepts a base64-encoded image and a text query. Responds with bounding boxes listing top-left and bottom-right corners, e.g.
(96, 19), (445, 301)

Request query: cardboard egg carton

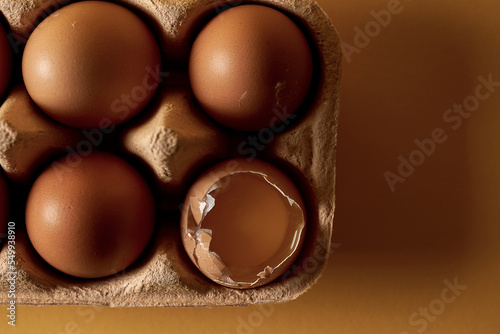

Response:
(0, 0), (341, 306)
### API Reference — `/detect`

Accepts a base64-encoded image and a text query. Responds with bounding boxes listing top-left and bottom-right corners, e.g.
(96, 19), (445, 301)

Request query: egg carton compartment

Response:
(0, 0), (341, 306)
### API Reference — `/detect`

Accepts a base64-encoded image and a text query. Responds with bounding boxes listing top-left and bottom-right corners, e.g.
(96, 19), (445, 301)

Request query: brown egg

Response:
(189, 5), (313, 131)
(0, 23), (12, 99)
(25, 152), (156, 278)
(22, 1), (161, 129)
(0, 172), (8, 236)
(180, 158), (307, 289)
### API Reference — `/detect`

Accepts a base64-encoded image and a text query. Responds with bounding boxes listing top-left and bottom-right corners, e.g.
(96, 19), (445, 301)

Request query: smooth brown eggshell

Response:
(22, 0), (161, 129)
(0, 23), (12, 99)
(25, 152), (156, 278)
(189, 4), (313, 131)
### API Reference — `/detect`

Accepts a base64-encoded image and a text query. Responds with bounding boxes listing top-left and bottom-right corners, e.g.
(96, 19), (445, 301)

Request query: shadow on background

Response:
(331, 5), (479, 275)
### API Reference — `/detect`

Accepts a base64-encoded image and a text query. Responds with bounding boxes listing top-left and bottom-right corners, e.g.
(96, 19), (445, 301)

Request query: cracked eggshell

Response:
(180, 158), (307, 288)
(181, 159), (305, 207)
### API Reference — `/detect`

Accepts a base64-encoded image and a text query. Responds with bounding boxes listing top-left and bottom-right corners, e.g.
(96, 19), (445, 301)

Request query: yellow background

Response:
(4, 0), (500, 333)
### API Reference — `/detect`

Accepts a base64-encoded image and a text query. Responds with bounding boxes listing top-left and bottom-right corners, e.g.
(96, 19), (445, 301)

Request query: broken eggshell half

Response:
(180, 158), (306, 289)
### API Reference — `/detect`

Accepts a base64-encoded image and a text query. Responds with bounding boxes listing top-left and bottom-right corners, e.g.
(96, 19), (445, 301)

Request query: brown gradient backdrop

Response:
(3, 0), (500, 333)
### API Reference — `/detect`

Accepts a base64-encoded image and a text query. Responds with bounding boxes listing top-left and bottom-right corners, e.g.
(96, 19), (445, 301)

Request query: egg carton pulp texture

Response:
(0, 0), (341, 306)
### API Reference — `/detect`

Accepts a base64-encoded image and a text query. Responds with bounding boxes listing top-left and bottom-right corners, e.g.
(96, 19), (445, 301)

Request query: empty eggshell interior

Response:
(180, 159), (307, 289)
